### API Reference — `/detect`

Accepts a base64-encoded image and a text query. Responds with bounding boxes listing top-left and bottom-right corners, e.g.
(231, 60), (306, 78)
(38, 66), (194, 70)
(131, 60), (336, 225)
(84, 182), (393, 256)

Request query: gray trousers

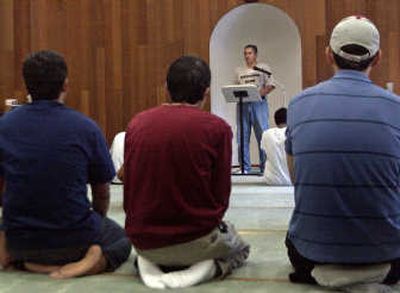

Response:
(136, 221), (250, 278)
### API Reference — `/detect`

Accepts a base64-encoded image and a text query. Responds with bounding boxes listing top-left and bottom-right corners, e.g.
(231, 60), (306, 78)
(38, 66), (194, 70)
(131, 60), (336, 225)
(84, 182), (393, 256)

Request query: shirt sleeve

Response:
(266, 74), (277, 87)
(0, 121), (4, 178)
(261, 131), (268, 152)
(235, 67), (242, 84)
(259, 63), (276, 87)
(110, 132), (126, 172)
(88, 126), (116, 184)
(212, 123), (233, 209)
(0, 151), (3, 177)
(285, 109), (293, 156)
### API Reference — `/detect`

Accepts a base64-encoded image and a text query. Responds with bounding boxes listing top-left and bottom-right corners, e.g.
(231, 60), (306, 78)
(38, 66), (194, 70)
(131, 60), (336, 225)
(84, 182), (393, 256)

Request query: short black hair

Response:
(244, 44), (258, 54)
(274, 107), (287, 125)
(166, 56), (211, 105)
(23, 50), (68, 101)
(333, 44), (376, 71)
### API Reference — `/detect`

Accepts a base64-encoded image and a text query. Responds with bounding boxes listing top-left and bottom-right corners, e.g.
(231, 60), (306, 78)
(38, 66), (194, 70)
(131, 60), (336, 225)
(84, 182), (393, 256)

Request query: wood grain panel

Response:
(0, 0), (14, 113)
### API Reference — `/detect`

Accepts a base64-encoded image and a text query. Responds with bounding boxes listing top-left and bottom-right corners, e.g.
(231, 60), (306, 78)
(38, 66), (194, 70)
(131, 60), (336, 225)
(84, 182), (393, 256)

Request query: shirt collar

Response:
(332, 69), (372, 83)
(31, 100), (63, 107)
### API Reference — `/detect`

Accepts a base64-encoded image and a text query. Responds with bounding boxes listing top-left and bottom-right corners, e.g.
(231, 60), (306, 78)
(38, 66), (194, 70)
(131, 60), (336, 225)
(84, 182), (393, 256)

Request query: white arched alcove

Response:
(210, 3), (302, 166)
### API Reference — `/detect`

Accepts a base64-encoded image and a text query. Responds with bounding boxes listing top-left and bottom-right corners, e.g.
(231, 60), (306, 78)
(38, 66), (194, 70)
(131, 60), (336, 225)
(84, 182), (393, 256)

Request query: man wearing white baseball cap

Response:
(285, 16), (400, 289)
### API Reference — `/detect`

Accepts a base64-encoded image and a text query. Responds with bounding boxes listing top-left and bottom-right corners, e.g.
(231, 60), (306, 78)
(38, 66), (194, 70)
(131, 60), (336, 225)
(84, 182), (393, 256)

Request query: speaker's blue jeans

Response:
(236, 99), (269, 172)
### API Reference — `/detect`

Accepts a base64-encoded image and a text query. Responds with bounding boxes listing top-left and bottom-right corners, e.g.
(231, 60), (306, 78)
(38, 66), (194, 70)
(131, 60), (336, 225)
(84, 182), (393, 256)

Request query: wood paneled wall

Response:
(0, 0), (399, 144)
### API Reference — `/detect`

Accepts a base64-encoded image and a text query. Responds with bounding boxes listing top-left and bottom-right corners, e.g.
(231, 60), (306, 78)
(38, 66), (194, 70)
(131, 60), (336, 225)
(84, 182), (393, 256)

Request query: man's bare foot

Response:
(0, 252), (11, 268)
(49, 245), (107, 279)
(0, 232), (12, 269)
(24, 263), (61, 274)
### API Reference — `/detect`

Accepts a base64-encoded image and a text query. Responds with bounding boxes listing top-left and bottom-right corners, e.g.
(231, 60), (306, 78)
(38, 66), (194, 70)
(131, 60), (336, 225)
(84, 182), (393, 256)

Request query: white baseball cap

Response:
(330, 15), (380, 62)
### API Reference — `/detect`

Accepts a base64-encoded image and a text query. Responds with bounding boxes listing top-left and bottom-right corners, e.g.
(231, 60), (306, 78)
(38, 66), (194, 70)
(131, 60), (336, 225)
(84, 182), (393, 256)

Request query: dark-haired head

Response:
(274, 107), (287, 127)
(244, 44), (258, 66)
(166, 56), (211, 105)
(244, 44), (258, 54)
(332, 44), (377, 71)
(329, 16), (380, 72)
(23, 50), (68, 101)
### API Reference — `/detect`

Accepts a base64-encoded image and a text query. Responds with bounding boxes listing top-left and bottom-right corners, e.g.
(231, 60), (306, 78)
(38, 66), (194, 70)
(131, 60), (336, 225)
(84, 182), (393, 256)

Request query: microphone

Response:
(253, 66), (272, 76)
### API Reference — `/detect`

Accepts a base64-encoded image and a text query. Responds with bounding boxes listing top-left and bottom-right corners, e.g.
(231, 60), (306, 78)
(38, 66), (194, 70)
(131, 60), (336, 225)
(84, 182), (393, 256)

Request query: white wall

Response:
(210, 3), (302, 166)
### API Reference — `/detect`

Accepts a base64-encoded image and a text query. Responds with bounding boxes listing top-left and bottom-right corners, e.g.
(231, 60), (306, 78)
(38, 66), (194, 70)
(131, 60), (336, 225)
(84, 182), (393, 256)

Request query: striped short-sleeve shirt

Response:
(236, 62), (276, 90)
(286, 70), (400, 263)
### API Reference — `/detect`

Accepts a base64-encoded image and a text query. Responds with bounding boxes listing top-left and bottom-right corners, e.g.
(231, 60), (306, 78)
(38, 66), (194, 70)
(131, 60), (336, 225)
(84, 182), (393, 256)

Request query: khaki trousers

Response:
(136, 221), (250, 277)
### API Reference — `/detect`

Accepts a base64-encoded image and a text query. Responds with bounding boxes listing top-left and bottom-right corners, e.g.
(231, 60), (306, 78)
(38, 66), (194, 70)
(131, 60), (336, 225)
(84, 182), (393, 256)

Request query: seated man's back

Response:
(287, 74), (400, 263)
(124, 56), (249, 282)
(261, 107), (291, 185)
(1, 102), (108, 249)
(110, 131), (126, 183)
(285, 17), (400, 281)
(0, 50), (131, 277)
(124, 104), (231, 249)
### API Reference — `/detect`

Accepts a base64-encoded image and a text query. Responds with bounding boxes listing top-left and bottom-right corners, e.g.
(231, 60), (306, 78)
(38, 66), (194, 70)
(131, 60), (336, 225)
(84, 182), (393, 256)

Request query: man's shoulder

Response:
(257, 62), (271, 70)
(186, 108), (232, 132)
(289, 79), (335, 107)
(370, 84), (400, 101)
(264, 127), (277, 135)
(135, 106), (229, 123)
(54, 107), (104, 139)
(237, 62), (271, 74)
(63, 107), (100, 129)
(130, 105), (230, 126)
(134, 105), (163, 117)
(181, 108), (232, 134)
(127, 105), (164, 126)
(20, 103), (98, 128)
(264, 127), (285, 139)
(1, 103), (32, 118)
(290, 77), (400, 107)
(0, 107), (21, 123)
(235, 66), (248, 75)
(262, 128), (273, 143)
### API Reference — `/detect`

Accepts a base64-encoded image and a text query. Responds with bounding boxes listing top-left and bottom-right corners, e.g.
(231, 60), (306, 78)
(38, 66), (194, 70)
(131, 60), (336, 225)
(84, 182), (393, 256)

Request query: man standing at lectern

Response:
(236, 44), (276, 174)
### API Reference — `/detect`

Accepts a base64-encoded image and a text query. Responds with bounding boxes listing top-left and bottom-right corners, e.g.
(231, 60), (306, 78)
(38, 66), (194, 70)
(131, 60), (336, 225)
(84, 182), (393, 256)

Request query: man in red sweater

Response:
(124, 56), (249, 284)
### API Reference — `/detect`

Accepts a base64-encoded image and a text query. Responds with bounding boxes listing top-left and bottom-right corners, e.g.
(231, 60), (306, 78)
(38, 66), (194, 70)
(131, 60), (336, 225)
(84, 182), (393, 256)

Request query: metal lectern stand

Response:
(222, 84), (262, 175)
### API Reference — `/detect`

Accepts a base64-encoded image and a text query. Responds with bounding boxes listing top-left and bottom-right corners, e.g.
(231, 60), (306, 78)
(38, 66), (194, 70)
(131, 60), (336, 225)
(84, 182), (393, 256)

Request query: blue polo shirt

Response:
(0, 100), (115, 250)
(286, 70), (400, 263)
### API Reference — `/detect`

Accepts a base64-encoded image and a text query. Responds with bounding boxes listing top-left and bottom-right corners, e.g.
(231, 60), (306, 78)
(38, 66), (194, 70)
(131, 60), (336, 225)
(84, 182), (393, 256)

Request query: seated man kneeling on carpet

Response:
(285, 16), (400, 291)
(261, 107), (291, 186)
(124, 56), (250, 289)
(109, 131), (125, 183)
(0, 50), (131, 278)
